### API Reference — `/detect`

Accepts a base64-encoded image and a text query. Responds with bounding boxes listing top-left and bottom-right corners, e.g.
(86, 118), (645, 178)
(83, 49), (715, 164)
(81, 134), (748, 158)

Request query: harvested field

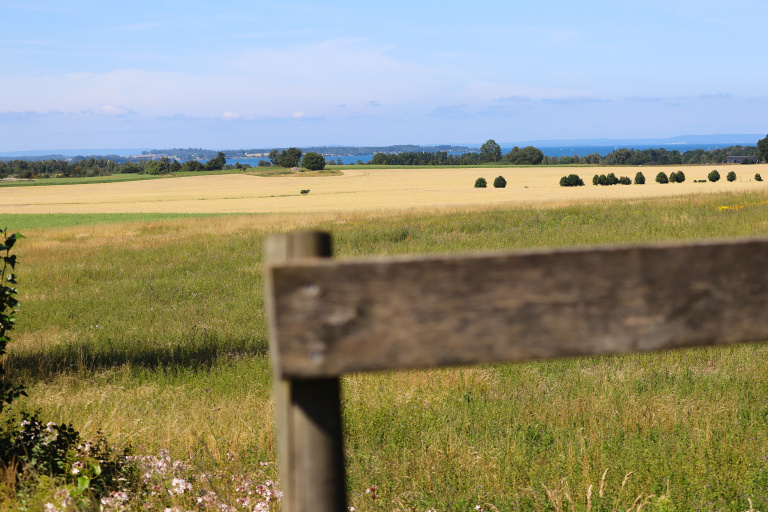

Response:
(4, 164), (767, 214)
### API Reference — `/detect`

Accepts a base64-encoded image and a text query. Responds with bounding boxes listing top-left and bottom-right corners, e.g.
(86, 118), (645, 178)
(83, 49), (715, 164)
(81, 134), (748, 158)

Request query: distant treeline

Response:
(366, 145), (760, 166)
(0, 152), (234, 179)
(0, 154), (147, 164)
(143, 145), (476, 160)
(1, 144), (764, 180)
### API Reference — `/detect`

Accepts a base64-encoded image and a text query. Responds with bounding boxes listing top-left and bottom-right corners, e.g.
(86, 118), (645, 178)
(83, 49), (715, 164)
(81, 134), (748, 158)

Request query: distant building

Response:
(727, 156), (757, 164)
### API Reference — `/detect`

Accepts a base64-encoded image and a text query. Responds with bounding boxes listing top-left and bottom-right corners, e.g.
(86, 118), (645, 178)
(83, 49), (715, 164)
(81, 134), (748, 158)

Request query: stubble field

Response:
(3, 164), (767, 214)
(3, 165), (768, 511)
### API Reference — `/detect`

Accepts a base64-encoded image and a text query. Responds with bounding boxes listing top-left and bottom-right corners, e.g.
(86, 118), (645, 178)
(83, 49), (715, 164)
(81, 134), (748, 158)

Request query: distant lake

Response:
(222, 143), (744, 166)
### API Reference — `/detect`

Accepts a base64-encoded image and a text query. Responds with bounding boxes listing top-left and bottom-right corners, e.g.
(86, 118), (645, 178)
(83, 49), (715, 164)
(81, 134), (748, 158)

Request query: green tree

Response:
(708, 170), (720, 182)
(474, 177), (487, 188)
(757, 134), (768, 162)
(727, 170), (736, 182)
(507, 146), (544, 165)
(278, 148), (303, 168)
(169, 160), (182, 172)
(370, 152), (389, 165)
(656, 172), (669, 184)
(145, 160), (164, 175)
(206, 152), (226, 171)
(480, 139), (502, 163)
(634, 171), (646, 185)
(493, 175), (507, 188)
(302, 152), (326, 170)
(181, 160), (205, 172)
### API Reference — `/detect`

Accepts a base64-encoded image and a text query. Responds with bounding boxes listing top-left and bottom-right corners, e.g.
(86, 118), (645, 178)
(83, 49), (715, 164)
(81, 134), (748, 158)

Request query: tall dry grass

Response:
(3, 188), (768, 510)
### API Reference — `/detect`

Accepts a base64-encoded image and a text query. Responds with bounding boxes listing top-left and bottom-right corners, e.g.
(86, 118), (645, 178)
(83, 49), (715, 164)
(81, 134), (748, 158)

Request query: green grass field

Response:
(3, 189), (768, 511)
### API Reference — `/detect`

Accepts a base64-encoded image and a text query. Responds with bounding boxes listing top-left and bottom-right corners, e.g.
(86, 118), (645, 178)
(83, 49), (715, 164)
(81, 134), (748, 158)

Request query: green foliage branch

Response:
(0, 229), (26, 414)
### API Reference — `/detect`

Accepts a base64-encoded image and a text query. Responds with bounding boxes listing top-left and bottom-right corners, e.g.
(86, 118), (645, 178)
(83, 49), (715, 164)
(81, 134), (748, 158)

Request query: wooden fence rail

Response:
(264, 231), (768, 512)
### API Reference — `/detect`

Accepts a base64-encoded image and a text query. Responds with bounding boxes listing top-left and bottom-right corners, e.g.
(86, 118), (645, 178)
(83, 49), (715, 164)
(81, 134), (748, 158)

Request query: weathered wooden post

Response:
(264, 232), (347, 512)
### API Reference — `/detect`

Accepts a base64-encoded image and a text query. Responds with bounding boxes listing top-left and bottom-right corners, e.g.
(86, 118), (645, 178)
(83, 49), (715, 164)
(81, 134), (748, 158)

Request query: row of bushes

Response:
(474, 176), (507, 188)
(560, 170), (763, 187)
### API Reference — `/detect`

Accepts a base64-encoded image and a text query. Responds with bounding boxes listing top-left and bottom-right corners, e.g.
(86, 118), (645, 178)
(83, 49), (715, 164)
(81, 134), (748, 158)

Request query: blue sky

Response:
(1, 0), (767, 151)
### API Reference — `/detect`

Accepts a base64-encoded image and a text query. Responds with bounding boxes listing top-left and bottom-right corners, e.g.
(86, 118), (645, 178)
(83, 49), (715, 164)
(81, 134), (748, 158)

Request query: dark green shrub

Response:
(597, 173), (619, 186)
(755, 173), (763, 182)
(302, 152), (326, 170)
(300, 189), (310, 195)
(619, 176), (631, 185)
(559, 174), (585, 187)
(474, 177), (487, 188)
(592, 174), (599, 186)
(493, 176), (507, 188)
(727, 170), (736, 182)
(634, 171), (646, 184)
(655, 172), (669, 184)
(708, 170), (720, 182)
(257, 160), (272, 167)
(675, 170), (685, 183)
(669, 171), (677, 183)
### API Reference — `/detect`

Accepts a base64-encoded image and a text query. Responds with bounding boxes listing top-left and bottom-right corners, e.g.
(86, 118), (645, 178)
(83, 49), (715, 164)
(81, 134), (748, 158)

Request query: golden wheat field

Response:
(4, 164), (768, 214)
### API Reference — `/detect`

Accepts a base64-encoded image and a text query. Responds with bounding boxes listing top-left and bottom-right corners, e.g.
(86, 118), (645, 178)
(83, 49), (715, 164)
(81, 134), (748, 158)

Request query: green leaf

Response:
(6, 274), (17, 284)
(4, 255), (17, 268)
(77, 475), (91, 492)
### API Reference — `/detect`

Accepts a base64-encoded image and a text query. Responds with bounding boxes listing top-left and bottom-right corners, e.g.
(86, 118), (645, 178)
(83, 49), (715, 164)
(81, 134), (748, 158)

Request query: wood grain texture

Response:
(266, 237), (768, 378)
(264, 232), (347, 512)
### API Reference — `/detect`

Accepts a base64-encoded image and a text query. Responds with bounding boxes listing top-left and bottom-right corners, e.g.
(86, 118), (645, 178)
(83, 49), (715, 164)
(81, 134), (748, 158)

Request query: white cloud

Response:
(0, 39), (451, 118)
(221, 111), (240, 119)
(290, 111), (306, 119)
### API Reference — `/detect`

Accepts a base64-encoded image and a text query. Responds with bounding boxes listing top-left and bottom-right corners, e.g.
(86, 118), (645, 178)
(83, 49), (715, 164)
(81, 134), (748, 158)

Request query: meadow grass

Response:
(0, 174), (164, 187)
(3, 188), (768, 510)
